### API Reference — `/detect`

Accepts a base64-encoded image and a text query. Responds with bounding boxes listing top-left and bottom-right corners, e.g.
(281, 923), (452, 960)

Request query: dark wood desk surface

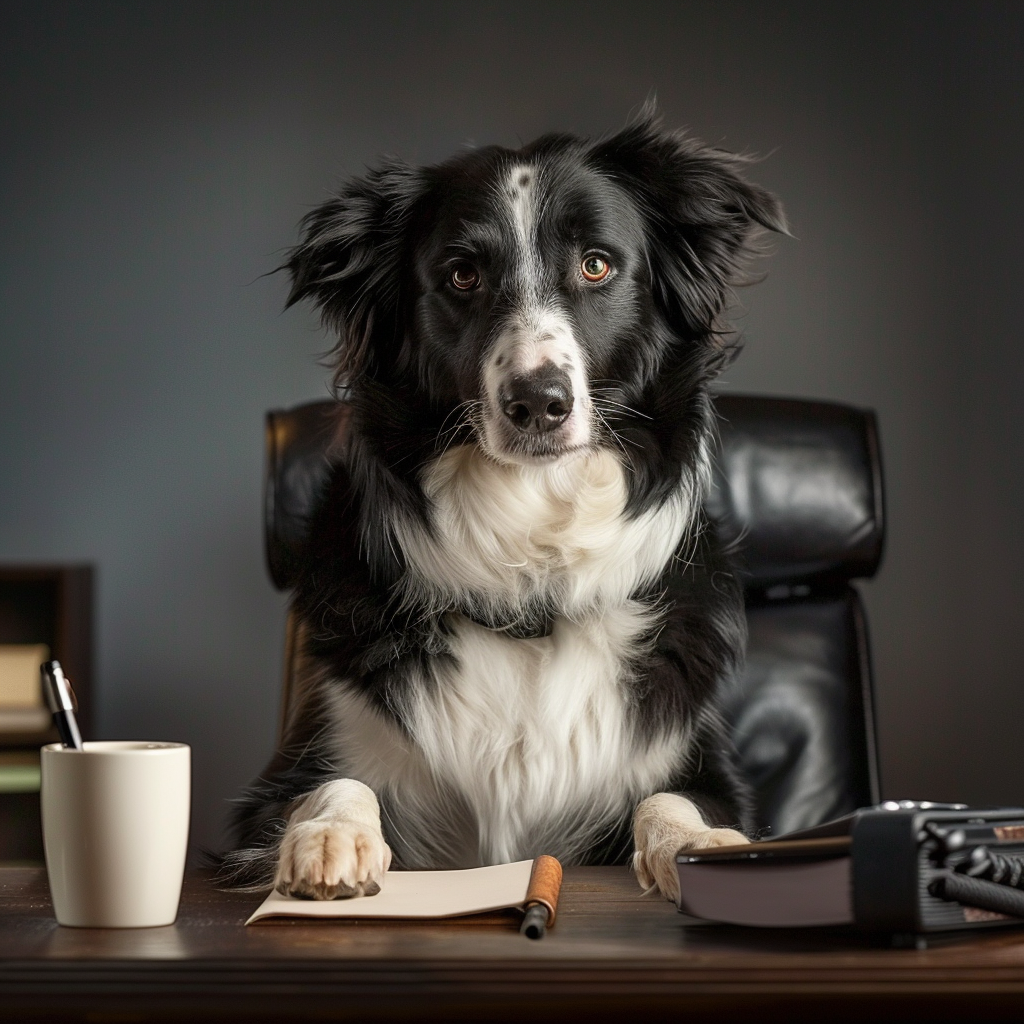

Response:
(4, 865), (1024, 1022)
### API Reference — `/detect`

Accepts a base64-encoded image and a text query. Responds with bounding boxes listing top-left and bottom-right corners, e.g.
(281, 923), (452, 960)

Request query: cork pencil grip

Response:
(524, 855), (563, 926)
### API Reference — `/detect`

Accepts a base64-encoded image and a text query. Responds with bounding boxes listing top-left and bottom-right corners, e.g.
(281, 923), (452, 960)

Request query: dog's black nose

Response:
(501, 371), (574, 433)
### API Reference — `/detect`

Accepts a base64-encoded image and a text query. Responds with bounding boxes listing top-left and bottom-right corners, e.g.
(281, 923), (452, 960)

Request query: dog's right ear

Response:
(284, 160), (424, 386)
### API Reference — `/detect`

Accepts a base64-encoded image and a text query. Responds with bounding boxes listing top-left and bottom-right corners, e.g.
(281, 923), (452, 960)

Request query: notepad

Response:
(246, 856), (562, 925)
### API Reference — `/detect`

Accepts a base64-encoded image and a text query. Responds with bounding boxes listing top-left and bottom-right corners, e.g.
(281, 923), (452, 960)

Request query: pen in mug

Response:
(41, 660), (83, 750)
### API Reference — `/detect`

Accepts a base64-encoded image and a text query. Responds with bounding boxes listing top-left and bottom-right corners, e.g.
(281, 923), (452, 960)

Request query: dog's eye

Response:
(581, 254), (611, 283)
(450, 264), (480, 291)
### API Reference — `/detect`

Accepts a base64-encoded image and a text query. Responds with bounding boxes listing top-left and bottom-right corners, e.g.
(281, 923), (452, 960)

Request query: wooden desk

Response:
(4, 865), (1024, 1022)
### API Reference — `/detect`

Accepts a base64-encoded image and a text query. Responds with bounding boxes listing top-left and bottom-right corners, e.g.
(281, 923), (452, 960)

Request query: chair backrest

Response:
(709, 395), (883, 835)
(264, 393), (884, 838)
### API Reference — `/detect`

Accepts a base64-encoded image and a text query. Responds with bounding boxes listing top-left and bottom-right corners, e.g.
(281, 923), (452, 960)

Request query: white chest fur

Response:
(325, 607), (690, 867)
(328, 445), (701, 867)
(389, 445), (700, 617)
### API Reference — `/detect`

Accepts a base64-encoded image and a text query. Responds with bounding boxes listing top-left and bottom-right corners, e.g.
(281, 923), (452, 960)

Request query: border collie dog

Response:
(225, 114), (785, 901)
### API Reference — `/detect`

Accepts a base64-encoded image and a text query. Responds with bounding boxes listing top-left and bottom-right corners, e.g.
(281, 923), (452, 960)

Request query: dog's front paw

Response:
(275, 819), (391, 900)
(632, 793), (748, 903)
(633, 825), (748, 903)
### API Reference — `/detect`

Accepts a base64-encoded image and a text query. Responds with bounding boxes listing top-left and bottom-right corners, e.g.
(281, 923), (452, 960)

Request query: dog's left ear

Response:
(590, 117), (787, 338)
(284, 159), (425, 386)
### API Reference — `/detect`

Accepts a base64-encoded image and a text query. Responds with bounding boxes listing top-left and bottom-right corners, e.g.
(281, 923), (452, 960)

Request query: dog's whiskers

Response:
(434, 400), (482, 457)
(592, 406), (630, 460)
(591, 395), (653, 421)
(593, 405), (643, 456)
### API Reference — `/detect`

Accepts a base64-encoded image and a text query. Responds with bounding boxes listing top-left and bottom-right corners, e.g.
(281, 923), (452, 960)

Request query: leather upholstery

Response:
(263, 394), (884, 837)
(726, 590), (878, 835)
(265, 401), (350, 592)
(709, 394), (884, 593)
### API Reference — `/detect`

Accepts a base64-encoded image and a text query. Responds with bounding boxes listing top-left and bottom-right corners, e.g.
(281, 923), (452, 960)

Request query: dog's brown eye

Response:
(581, 254), (611, 283)
(451, 264), (480, 290)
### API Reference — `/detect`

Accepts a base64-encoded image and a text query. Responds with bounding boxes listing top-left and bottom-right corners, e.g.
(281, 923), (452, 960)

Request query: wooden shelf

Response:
(0, 565), (93, 745)
(0, 565), (93, 862)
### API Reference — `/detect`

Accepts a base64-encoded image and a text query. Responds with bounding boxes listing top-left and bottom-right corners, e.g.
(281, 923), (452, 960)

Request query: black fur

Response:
(222, 113), (785, 888)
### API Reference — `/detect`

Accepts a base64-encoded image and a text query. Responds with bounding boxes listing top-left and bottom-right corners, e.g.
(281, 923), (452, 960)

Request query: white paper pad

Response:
(246, 859), (534, 924)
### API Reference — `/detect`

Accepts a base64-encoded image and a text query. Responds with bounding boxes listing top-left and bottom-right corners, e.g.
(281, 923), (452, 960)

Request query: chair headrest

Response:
(708, 394), (884, 593)
(265, 394), (884, 593)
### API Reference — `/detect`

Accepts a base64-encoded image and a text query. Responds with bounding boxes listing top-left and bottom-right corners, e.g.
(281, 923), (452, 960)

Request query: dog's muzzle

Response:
(499, 366), (574, 435)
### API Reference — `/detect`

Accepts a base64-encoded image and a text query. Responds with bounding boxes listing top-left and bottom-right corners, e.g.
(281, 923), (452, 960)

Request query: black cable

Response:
(929, 872), (1024, 918)
(957, 845), (1024, 889)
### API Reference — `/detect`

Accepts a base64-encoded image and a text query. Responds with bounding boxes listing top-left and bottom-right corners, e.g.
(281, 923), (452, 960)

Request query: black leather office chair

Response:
(263, 394), (884, 840)
(708, 395), (883, 836)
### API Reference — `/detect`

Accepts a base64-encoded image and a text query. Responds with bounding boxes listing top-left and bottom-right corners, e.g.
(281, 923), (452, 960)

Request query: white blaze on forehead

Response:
(504, 164), (544, 310)
(507, 163), (539, 251)
(478, 163), (591, 456)
(499, 164), (563, 363)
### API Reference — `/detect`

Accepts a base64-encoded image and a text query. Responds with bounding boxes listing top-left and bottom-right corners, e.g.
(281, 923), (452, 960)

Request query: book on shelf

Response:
(0, 645), (50, 736)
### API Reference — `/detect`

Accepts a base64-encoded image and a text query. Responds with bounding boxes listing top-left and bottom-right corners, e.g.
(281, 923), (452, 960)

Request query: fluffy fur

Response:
(222, 112), (785, 901)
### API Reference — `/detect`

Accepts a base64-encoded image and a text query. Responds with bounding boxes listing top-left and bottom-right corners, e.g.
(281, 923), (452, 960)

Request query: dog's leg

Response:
(631, 792), (748, 902)
(274, 778), (392, 900)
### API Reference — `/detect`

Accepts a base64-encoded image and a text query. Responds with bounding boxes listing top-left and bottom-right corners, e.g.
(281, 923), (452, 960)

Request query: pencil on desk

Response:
(520, 855), (562, 939)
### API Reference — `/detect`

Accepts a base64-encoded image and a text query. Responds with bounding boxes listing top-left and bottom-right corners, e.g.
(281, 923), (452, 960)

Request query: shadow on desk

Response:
(4, 865), (1024, 1022)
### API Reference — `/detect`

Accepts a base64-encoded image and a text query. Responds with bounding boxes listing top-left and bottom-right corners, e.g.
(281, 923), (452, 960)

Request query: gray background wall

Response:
(2, 1), (1022, 853)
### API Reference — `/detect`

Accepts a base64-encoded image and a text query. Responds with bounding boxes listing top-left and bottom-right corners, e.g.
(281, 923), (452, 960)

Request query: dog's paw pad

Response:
(274, 819), (391, 901)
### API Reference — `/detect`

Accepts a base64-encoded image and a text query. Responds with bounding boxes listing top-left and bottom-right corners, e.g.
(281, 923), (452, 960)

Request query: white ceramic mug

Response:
(40, 741), (191, 927)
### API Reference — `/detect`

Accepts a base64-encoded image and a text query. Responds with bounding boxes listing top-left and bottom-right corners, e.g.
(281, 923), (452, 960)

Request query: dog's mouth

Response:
(477, 416), (588, 465)
(476, 365), (591, 464)
(491, 428), (587, 464)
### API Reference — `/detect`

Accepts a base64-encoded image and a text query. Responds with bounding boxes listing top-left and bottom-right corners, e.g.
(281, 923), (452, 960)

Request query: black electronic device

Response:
(675, 803), (1024, 936)
(853, 806), (1024, 934)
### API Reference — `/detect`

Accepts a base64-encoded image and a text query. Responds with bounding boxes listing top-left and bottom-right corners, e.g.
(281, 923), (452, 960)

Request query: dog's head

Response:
(286, 115), (785, 467)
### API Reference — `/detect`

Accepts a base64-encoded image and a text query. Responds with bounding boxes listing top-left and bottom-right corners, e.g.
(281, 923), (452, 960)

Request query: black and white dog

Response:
(224, 114), (785, 902)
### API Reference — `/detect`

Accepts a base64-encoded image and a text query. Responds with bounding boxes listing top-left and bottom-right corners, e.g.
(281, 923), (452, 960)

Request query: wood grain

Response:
(4, 865), (1024, 1021)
